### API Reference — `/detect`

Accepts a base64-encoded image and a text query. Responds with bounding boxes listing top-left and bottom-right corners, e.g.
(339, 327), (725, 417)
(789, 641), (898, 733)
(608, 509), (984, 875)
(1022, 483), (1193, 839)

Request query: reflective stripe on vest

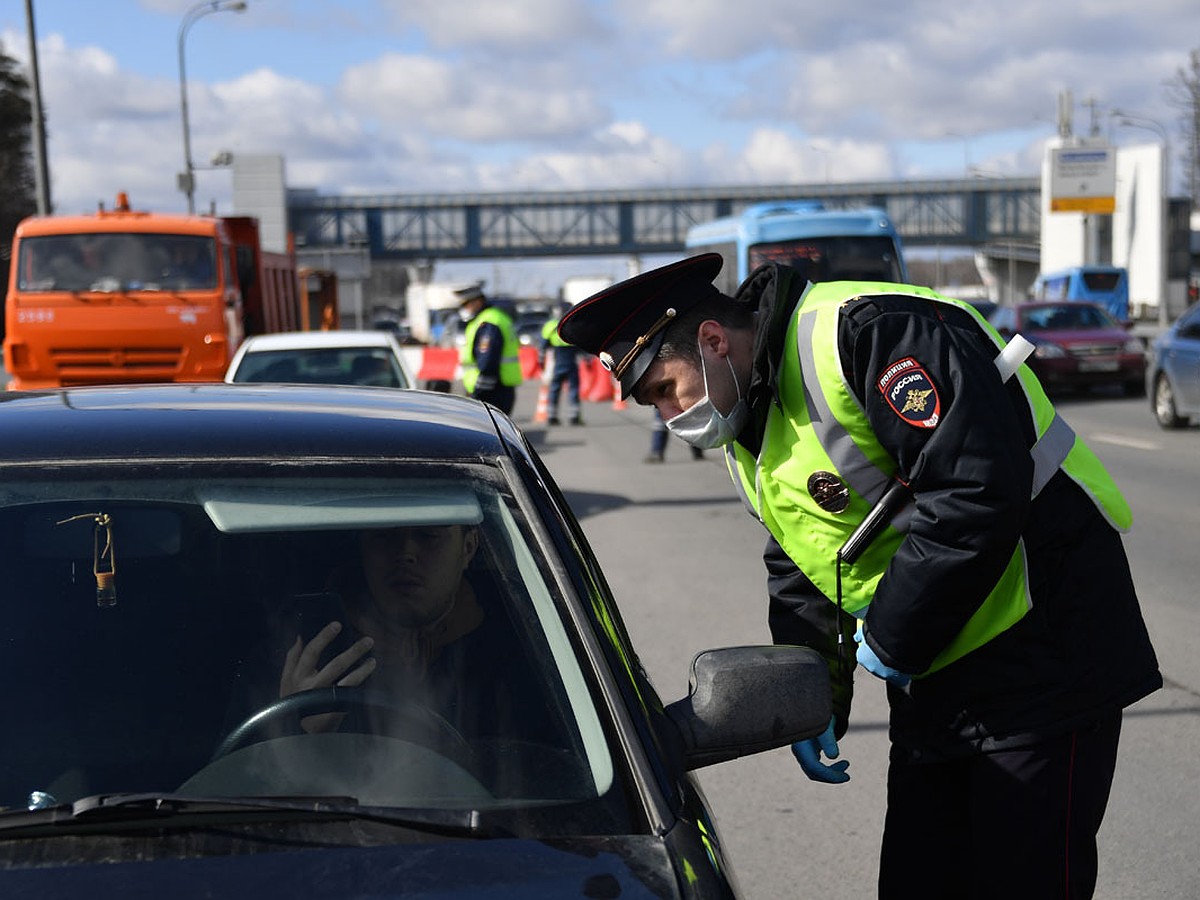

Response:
(730, 281), (1132, 674)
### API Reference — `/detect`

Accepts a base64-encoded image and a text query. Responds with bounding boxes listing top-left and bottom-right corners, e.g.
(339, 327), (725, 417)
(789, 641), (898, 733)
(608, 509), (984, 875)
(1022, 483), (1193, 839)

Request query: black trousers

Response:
(879, 711), (1122, 900)
(471, 385), (515, 415)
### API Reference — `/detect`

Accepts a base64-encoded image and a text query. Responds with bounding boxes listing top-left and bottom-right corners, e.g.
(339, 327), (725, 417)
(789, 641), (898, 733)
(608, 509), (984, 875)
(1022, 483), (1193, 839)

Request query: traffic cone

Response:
(533, 380), (551, 423)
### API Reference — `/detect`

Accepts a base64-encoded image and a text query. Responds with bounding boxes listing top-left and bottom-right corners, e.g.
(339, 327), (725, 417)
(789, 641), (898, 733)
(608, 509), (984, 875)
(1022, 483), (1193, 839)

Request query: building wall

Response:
(231, 154), (289, 254)
(1040, 138), (1171, 317)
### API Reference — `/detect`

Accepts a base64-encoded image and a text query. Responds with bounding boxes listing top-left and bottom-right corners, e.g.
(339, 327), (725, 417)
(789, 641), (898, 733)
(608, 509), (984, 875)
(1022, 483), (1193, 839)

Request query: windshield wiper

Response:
(0, 793), (495, 839)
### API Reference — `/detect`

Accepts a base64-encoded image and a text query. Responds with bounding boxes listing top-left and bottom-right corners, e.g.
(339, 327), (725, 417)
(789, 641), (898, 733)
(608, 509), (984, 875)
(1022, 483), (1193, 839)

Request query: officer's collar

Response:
(736, 265), (809, 451)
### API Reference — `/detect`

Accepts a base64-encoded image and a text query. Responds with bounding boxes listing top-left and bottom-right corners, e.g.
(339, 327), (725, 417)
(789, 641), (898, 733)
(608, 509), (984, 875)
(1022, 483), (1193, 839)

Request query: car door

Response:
(1166, 306), (1200, 412)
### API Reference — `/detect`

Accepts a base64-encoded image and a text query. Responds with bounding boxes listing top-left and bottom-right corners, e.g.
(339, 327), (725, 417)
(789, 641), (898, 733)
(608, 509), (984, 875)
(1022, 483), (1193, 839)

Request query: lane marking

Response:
(1089, 432), (1161, 451)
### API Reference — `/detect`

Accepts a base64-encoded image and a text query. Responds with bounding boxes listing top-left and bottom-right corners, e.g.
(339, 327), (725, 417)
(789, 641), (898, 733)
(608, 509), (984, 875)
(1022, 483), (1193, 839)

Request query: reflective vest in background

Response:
(460, 306), (523, 392)
(541, 318), (569, 348)
(728, 280), (1132, 675)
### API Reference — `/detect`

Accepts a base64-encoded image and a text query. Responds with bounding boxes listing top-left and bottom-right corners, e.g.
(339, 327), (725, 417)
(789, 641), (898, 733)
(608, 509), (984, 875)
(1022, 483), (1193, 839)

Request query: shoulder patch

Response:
(877, 357), (941, 429)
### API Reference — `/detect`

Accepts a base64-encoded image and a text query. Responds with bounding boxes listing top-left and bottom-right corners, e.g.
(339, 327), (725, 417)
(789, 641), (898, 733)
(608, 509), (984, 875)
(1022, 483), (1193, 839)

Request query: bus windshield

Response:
(685, 202), (907, 293)
(748, 236), (904, 283)
(17, 234), (217, 294)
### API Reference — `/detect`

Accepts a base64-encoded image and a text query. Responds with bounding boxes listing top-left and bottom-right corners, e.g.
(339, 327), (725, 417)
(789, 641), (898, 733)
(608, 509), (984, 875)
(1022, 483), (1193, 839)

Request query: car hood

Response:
(0, 835), (687, 898)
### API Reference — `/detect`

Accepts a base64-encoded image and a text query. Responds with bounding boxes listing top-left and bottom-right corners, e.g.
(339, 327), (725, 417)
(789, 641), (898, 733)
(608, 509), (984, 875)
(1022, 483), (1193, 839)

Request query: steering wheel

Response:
(211, 686), (477, 772)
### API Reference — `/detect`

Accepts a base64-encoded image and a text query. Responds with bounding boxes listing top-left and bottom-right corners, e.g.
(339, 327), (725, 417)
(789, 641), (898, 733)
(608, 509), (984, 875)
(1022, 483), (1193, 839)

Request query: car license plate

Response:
(1079, 359), (1119, 372)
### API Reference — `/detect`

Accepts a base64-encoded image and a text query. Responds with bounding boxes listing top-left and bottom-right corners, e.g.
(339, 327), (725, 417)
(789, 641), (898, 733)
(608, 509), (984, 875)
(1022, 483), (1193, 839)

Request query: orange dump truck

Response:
(3, 193), (324, 390)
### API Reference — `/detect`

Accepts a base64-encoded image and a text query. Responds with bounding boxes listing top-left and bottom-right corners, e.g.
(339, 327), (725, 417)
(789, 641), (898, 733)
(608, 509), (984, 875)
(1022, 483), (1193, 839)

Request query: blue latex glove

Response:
(790, 718), (850, 784)
(855, 622), (911, 687)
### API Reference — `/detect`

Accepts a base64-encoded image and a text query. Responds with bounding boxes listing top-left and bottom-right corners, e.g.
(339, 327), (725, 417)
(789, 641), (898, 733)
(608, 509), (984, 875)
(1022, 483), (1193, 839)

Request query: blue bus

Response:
(684, 200), (907, 295)
(1030, 266), (1129, 320)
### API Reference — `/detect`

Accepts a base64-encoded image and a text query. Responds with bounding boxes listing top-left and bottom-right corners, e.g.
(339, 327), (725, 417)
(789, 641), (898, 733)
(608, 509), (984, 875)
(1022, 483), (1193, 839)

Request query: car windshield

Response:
(0, 464), (625, 834)
(232, 347), (410, 388)
(1021, 303), (1116, 331)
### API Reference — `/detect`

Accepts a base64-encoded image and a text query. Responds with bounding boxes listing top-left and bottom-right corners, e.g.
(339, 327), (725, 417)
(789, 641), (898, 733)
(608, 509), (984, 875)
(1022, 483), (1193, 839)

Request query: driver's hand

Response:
(280, 621), (376, 733)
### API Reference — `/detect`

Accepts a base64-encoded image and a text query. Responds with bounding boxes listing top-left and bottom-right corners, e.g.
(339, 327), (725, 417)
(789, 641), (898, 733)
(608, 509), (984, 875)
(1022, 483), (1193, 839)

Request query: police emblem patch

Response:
(807, 471), (850, 513)
(877, 357), (941, 429)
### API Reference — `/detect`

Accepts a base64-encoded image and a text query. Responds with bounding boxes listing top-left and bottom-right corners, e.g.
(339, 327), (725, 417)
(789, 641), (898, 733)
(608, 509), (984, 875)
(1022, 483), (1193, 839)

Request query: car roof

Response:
(237, 330), (402, 352)
(0, 384), (514, 465)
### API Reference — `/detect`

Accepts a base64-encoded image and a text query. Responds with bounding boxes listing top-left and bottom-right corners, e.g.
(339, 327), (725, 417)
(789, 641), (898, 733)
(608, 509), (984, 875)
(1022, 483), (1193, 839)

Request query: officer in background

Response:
(456, 284), (522, 415)
(538, 306), (584, 426)
(558, 254), (1161, 899)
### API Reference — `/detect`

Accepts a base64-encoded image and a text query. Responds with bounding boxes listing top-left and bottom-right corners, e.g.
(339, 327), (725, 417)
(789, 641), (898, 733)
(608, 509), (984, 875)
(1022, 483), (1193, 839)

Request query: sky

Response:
(3, 0), (1196, 296)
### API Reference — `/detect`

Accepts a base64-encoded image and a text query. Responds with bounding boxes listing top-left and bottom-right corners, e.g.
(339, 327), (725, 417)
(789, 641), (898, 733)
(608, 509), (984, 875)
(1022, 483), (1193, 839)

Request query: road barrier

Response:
(402, 346), (622, 408)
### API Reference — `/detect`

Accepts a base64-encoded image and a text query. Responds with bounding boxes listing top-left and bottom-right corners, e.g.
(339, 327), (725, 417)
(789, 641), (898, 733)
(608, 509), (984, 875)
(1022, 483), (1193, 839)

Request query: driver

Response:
(278, 524), (485, 733)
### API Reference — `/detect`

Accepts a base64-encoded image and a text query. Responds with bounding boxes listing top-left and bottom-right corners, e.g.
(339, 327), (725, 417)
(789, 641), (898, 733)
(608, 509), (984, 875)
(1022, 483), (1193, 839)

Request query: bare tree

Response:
(0, 41), (39, 321)
(1165, 48), (1200, 207)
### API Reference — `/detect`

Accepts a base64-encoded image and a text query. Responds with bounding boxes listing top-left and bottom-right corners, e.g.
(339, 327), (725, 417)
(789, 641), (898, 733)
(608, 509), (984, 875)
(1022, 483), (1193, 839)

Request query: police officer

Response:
(539, 307), (584, 426)
(557, 254), (1161, 900)
(456, 284), (522, 415)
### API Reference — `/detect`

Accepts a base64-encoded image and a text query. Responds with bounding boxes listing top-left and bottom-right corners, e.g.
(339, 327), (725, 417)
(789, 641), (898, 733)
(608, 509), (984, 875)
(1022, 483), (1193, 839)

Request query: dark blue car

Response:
(0, 385), (829, 897)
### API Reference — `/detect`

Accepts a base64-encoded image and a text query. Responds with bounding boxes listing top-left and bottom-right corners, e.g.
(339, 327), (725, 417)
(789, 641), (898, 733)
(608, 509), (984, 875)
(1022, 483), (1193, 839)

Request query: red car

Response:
(989, 301), (1146, 395)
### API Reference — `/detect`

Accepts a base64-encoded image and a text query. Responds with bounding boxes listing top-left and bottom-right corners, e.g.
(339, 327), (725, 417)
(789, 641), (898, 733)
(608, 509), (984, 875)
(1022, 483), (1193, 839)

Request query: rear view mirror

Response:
(664, 645), (831, 770)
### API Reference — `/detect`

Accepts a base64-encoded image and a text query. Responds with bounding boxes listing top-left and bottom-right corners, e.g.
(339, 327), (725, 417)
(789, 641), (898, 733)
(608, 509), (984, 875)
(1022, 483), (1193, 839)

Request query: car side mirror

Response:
(664, 645), (831, 771)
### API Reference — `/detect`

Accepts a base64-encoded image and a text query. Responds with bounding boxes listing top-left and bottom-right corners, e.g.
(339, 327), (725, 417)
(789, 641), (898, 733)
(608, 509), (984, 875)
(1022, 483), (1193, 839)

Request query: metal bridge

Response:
(287, 176), (1042, 263)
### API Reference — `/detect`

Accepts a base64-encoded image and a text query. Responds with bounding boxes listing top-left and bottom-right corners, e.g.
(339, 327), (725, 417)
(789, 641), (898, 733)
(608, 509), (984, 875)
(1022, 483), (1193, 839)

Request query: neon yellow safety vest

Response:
(460, 307), (523, 392)
(541, 318), (570, 348)
(728, 281), (1132, 675)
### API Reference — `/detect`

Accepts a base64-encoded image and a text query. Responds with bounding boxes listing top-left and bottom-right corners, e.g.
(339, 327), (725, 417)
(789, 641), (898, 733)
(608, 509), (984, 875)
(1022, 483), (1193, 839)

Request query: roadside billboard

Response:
(1049, 144), (1116, 214)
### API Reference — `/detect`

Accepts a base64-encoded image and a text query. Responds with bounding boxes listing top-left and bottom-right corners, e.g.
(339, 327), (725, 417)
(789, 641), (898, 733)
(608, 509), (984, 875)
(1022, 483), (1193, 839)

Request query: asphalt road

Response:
(515, 384), (1200, 900)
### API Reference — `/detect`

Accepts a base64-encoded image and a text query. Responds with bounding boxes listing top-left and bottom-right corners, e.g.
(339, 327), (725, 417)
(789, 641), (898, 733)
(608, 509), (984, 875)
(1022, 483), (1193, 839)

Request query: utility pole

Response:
(23, 0), (51, 215)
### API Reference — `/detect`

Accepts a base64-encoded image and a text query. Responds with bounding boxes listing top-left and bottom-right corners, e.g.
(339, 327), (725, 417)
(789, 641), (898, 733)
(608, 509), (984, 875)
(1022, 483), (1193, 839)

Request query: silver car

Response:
(1146, 303), (1200, 428)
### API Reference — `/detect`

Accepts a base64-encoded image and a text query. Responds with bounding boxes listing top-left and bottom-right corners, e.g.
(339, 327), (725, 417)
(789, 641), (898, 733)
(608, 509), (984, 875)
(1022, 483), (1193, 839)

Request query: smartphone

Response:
(291, 591), (357, 660)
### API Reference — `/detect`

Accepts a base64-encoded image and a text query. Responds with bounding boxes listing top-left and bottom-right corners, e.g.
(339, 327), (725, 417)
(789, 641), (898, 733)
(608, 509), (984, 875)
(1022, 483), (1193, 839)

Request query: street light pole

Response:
(177, 0), (247, 214)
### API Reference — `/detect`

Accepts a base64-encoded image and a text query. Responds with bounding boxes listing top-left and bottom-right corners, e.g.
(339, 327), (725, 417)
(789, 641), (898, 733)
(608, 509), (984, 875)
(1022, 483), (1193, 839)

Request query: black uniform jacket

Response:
(737, 265), (1162, 762)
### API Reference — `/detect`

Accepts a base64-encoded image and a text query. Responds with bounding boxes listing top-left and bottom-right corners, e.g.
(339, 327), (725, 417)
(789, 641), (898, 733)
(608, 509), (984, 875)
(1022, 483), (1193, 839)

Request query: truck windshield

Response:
(17, 233), (217, 293)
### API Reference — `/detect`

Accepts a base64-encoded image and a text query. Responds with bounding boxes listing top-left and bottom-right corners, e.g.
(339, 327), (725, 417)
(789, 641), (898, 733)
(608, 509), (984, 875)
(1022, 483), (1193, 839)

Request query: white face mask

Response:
(665, 341), (749, 449)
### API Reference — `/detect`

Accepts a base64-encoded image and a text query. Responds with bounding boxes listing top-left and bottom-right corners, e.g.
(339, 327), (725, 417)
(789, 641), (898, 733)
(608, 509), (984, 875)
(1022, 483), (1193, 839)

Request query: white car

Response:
(225, 330), (415, 389)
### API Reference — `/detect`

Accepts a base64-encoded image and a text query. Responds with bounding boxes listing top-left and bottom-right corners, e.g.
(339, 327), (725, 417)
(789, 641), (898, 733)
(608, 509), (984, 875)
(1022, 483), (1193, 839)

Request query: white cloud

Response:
(336, 53), (608, 143)
(6, 0), (1195, 246)
(382, 0), (607, 50)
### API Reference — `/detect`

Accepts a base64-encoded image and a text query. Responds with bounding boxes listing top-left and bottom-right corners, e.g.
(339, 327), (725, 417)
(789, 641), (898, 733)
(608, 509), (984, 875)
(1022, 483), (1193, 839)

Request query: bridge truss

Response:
(288, 176), (1041, 262)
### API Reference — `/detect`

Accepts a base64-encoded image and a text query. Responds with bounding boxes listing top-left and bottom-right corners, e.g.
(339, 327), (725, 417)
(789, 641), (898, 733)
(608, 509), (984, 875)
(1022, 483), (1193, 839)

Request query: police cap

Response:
(557, 253), (724, 398)
(455, 283), (486, 305)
